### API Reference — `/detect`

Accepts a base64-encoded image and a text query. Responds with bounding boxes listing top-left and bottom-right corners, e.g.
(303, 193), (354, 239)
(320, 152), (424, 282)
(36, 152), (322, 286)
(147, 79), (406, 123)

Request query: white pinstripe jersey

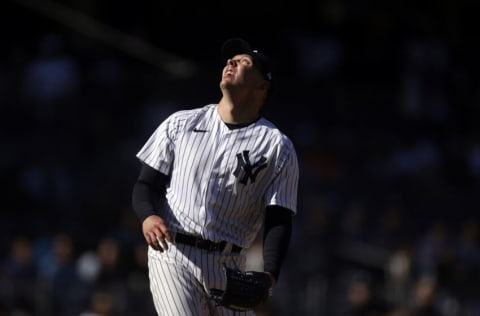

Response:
(136, 103), (299, 249)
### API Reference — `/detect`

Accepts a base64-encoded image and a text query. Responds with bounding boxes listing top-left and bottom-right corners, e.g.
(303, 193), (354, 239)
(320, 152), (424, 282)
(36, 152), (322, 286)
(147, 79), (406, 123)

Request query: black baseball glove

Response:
(209, 264), (273, 311)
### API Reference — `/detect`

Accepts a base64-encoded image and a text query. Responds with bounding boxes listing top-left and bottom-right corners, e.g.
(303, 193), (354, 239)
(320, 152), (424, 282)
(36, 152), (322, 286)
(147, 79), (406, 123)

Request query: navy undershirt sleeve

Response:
(263, 205), (293, 282)
(132, 163), (169, 222)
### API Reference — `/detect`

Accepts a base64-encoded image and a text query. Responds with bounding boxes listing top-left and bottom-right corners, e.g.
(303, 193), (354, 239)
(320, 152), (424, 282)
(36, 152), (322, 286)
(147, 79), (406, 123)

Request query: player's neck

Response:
(217, 98), (260, 125)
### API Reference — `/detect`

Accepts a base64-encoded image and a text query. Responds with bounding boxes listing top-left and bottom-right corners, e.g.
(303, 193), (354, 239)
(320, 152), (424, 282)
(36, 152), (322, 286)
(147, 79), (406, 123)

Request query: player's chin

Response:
(220, 79), (233, 89)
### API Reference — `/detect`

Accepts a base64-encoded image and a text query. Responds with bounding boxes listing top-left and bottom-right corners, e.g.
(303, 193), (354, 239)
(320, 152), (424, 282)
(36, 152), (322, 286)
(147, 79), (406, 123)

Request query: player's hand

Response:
(142, 215), (173, 252)
(264, 272), (277, 288)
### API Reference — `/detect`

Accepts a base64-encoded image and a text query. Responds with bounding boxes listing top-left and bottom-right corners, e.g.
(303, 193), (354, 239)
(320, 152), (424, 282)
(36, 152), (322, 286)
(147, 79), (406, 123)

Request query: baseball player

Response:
(132, 37), (299, 315)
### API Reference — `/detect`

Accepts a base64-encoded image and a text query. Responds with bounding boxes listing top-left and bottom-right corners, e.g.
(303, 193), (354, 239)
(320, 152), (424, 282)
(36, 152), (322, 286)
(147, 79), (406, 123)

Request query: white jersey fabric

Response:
(136, 103), (299, 249)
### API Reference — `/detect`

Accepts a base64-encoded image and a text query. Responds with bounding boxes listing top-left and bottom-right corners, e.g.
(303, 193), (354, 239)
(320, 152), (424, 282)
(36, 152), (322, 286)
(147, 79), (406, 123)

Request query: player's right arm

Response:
(132, 163), (173, 252)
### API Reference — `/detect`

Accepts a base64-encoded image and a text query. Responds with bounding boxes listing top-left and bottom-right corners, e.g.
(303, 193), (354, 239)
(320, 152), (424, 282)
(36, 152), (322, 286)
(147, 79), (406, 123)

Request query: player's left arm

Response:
(262, 138), (298, 286)
(263, 205), (293, 287)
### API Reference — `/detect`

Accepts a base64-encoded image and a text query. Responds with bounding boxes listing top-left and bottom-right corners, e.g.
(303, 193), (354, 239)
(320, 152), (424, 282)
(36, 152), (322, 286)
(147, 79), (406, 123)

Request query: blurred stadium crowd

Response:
(2, 1), (480, 316)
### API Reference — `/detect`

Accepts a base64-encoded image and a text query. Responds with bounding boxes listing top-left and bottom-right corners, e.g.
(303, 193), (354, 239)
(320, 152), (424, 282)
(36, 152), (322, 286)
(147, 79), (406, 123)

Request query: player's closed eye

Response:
(229, 57), (253, 66)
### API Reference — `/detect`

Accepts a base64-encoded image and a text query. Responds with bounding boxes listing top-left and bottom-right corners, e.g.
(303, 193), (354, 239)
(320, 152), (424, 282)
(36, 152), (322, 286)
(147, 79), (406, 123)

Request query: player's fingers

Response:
(154, 230), (169, 250)
(156, 235), (169, 251)
(161, 227), (173, 243)
(153, 227), (171, 250)
(146, 232), (163, 252)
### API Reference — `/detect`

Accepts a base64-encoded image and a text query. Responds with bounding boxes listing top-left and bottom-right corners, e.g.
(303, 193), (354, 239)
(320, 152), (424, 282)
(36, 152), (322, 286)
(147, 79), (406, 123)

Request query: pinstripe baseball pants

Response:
(148, 241), (256, 316)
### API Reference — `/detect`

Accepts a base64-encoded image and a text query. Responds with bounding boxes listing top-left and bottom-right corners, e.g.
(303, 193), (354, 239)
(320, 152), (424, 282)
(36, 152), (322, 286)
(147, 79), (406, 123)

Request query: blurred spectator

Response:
(125, 242), (156, 316)
(35, 232), (86, 316)
(414, 221), (454, 289)
(93, 237), (126, 287)
(339, 201), (370, 243)
(388, 137), (441, 178)
(107, 209), (144, 263)
(77, 236), (129, 315)
(336, 270), (395, 316)
(385, 244), (414, 307)
(450, 219), (480, 314)
(78, 289), (114, 316)
(368, 204), (408, 250)
(399, 35), (450, 122)
(2, 235), (37, 315)
(409, 275), (442, 316)
(22, 32), (79, 113)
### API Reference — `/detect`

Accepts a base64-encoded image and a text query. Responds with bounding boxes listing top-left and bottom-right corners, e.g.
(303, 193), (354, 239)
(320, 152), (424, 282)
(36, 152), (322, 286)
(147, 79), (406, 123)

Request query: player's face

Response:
(220, 54), (265, 91)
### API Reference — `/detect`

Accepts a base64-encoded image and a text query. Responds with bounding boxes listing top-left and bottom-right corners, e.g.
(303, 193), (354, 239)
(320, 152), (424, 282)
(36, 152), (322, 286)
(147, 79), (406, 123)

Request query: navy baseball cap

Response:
(221, 38), (273, 82)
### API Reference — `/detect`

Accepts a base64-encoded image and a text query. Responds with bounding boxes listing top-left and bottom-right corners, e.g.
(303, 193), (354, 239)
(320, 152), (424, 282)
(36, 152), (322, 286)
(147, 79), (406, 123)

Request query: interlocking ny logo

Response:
(233, 150), (267, 184)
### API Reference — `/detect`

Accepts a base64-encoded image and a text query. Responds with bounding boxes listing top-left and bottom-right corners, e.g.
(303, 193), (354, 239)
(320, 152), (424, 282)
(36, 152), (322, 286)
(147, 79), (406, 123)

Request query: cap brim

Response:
(221, 38), (255, 62)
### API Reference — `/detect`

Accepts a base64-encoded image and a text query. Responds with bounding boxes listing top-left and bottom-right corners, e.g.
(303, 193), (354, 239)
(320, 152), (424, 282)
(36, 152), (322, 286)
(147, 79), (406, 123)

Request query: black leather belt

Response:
(175, 232), (242, 253)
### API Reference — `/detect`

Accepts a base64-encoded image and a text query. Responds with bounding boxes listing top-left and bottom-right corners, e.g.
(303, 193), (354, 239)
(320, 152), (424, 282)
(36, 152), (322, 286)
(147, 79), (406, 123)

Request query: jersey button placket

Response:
(203, 133), (227, 233)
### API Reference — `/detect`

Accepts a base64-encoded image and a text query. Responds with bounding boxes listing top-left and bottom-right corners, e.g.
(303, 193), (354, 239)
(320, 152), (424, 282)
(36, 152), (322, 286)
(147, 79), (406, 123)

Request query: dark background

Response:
(1, 1), (480, 315)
